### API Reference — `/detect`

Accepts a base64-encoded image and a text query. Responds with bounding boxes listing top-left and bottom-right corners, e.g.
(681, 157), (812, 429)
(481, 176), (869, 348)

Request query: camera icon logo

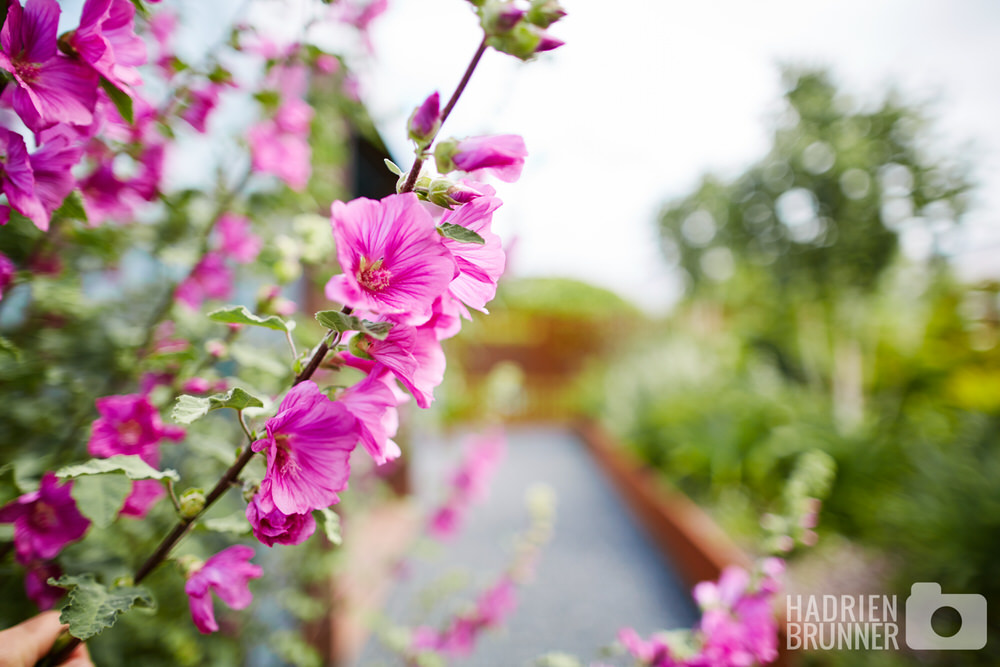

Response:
(906, 583), (987, 650)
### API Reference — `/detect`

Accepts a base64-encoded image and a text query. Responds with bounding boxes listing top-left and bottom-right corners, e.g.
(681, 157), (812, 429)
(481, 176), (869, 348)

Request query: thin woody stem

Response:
(400, 36), (488, 194)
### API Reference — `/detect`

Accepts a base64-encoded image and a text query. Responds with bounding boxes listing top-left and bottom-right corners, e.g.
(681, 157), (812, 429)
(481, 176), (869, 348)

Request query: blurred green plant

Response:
(601, 68), (999, 666)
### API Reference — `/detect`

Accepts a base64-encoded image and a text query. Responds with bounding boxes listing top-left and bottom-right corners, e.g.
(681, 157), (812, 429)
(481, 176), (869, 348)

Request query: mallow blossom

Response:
(439, 194), (505, 312)
(337, 371), (403, 465)
(88, 393), (185, 463)
(0, 252), (14, 299)
(411, 577), (517, 657)
(436, 134), (528, 183)
(214, 213), (261, 264)
(0, 0), (98, 130)
(251, 381), (358, 515)
(342, 319), (446, 409)
(428, 429), (505, 539)
(325, 193), (457, 318)
(184, 545), (263, 634)
(175, 252), (234, 310)
(66, 0), (146, 93)
(0, 473), (90, 563)
(246, 479), (316, 547)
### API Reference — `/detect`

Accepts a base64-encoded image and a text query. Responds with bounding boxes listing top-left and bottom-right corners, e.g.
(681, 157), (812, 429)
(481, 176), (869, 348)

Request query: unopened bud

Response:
(480, 1), (526, 34)
(348, 334), (374, 360)
(408, 91), (440, 145)
(526, 0), (566, 28)
(178, 488), (206, 519)
(176, 555), (204, 578)
(433, 139), (459, 175)
(427, 179), (460, 209)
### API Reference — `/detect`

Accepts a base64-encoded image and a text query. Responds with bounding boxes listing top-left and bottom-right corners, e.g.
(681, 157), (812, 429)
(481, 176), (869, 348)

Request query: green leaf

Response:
(0, 462), (21, 507)
(384, 159), (403, 176)
(51, 574), (155, 640)
(99, 76), (133, 125)
(208, 305), (292, 332)
(314, 507), (342, 545)
(70, 474), (132, 528)
(57, 456), (180, 482)
(315, 311), (392, 340)
(54, 190), (88, 224)
(172, 387), (264, 425)
(0, 335), (20, 360)
(438, 223), (486, 245)
(201, 512), (251, 536)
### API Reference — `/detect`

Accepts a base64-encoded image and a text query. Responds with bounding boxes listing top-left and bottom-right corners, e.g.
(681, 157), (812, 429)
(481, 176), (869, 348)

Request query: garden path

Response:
(356, 424), (699, 666)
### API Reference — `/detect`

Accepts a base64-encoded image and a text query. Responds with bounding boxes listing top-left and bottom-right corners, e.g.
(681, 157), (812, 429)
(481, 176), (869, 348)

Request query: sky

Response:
(350, 0), (1000, 313)
(145, 0), (1000, 314)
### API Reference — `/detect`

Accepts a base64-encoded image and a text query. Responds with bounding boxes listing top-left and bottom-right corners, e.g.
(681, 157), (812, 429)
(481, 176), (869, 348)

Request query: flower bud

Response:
(408, 91), (440, 145)
(433, 138), (459, 175)
(480, 1), (526, 35)
(428, 178), (460, 209)
(526, 0), (566, 28)
(179, 488), (206, 519)
(176, 555), (204, 578)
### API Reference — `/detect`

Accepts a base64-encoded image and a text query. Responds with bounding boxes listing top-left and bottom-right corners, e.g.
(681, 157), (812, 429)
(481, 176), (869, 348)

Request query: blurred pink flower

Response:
(214, 213), (261, 264)
(0, 473), (90, 562)
(24, 560), (64, 609)
(0, 252), (15, 300)
(175, 252), (234, 310)
(88, 392), (185, 463)
(119, 479), (166, 518)
(451, 135), (527, 183)
(184, 545), (263, 634)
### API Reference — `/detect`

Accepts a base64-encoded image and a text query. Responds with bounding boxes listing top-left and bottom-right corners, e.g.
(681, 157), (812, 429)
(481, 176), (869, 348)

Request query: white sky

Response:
(352, 0), (1000, 313)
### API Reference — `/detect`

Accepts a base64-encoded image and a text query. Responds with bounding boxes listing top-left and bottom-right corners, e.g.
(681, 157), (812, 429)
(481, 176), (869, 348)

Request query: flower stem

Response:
(400, 36), (488, 194)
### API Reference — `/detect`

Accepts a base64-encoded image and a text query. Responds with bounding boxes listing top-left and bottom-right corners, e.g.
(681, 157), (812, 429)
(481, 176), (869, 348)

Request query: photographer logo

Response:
(905, 583), (987, 650)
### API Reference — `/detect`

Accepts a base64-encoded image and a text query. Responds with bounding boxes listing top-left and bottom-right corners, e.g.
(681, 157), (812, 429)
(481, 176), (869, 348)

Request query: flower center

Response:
(118, 420), (144, 448)
(357, 256), (392, 293)
(14, 60), (40, 85)
(273, 434), (299, 476)
(31, 502), (58, 530)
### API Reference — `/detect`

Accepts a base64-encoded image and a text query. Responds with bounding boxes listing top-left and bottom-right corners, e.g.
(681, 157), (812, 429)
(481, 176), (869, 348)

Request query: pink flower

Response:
(343, 320), (446, 409)
(325, 193), (457, 319)
(440, 194), (505, 312)
(87, 393), (185, 464)
(428, 430), (505, 539)
(214, 213), (261, 264)
(445, 135), (527, 183)
(175, 252), (234, 310)
(0, 473), (90, 562)
(247, 120), (311, 191)
(246, 479), (317, 547)
(0, 0), (98, 130)
(184, 545), (263, 634)
(0, 252), (15, 299)
(29, 130), (85, 229)
(0, 127), (46, 227)
(250, 381), (358, 515)
(119, 479), (166, 518)
(68, 0), (146, 93)
(24, 560), (64, 609)
(182, 84), (223, 133)
(425, 295), (467, 340)
(414, 577), (518, 658)
(337, 371), (402, 465)
(618, 628), (678, 667)
(408, 91), (440, 142)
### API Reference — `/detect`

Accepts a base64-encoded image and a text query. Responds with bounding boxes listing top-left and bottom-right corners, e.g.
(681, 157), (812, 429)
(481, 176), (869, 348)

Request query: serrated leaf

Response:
(201, 512), (251, 536)
(51, 574), (154, 640)
(314, 507), (342, 545)
(315, 311), (392, 340)
(70, 474), (131, 528)
(208, 305), (292, 332)
(99, 76), (133, 125)
(384, 159), (403, 176)
(57, 456), (180, 482)
(438, 223), (486, 245)
(172, 387), (264, 424)
(53, 190), (88, 224)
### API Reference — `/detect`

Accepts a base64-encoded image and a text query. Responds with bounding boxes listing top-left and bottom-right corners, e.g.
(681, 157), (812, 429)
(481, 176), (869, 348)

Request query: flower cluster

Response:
(411, 577), (518, 657)
(618, 559), (784, 667)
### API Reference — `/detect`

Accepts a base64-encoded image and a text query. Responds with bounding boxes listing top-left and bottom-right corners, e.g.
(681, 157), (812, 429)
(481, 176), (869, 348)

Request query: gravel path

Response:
(356, 424), (699, 666)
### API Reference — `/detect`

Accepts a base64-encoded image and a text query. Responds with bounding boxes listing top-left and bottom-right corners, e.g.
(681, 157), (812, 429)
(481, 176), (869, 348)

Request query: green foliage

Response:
(51, 574), (155, 640)
(70, 474), (133, 528)
(57, 456), (180, 482)
(314, 507), (342, 545)
(315, 310), (392, 339)
(99, 77), (134, 125)
(171, 387), (264, 425)
(438, 223), (486, 245)
(208, 305), (293, 332)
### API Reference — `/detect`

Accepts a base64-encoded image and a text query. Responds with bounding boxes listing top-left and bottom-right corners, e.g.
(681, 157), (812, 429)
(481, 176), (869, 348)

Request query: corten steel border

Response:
(572, 418), (796, 667)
